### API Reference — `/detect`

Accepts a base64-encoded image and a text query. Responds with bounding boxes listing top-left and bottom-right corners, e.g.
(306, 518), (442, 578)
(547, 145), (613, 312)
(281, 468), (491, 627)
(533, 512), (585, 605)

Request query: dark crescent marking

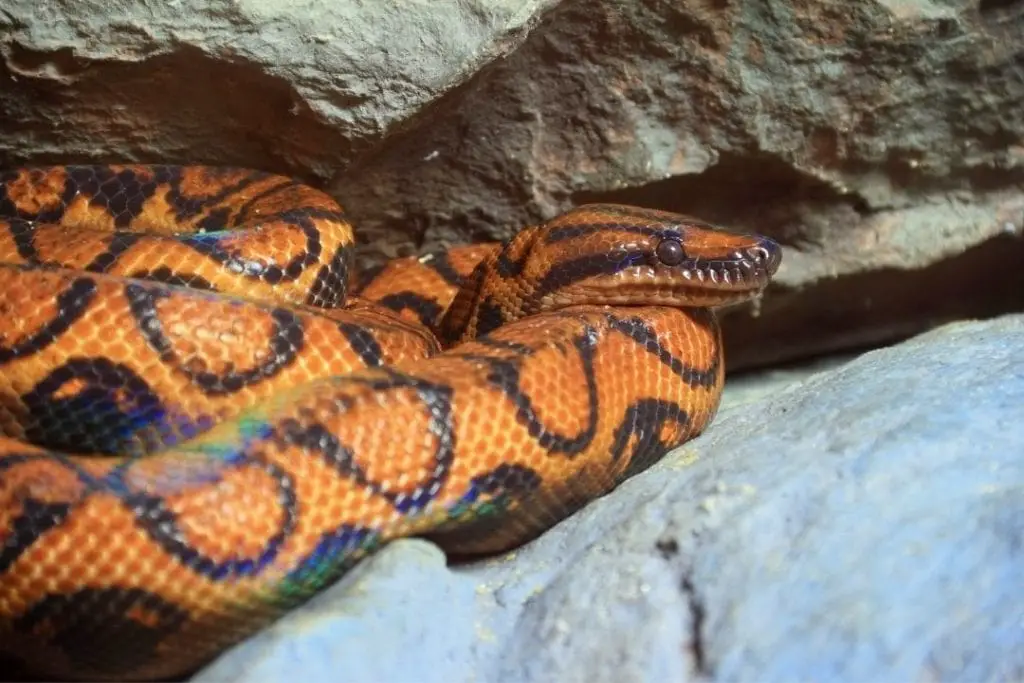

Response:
(479, 326), (600, 456)
(0, 276), (97, 363)
(305, 243), (352, 308)
(375, 291), (444, 328)
(610, 398), (690, 480)
(335, 322), (385, 367)
(123, 459), (297, 580)
(124, 282), (306, 395)
(607, 313), (719, 388)
(474, 297), (507, 338)
(21, 357), (170, 455)
(13, 587), (190, 676)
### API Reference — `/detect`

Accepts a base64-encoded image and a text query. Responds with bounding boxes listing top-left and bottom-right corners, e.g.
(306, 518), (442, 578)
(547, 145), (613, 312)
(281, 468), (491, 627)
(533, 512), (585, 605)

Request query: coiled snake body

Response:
(0, 165), (781, 680)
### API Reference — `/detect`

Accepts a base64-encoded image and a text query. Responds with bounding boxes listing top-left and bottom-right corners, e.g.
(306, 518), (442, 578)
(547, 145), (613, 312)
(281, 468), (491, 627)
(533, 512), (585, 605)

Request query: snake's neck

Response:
(438, 225), (545, 346)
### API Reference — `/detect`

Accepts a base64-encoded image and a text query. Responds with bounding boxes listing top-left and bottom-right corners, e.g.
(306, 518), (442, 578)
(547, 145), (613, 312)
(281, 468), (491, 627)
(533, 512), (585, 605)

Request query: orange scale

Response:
(3, 168), (68, 214)
(446, 395), (535, 474)
(1, 498), (125, 607)
(129, 194), (189, 234)
(215, 221), (306, 260)
(294, 351), (331, 379)
(0, 270), (64, 339)
(77, 335), (107, 357)
(0, 224), (22, 262)
(59, 196), (120, 232)
(517, 354), (593, 438)
(0, 456), (88, 513)
(35, 224), (110, 264)
(161, 463), (289, 565)
(40, 501), (221, 613)
(177, 166), (257, 198)
(330, 405), (442, 484)
(296, 484), (401, 542)
(157, 297), (280, 377)
(106, 240), (198, 276)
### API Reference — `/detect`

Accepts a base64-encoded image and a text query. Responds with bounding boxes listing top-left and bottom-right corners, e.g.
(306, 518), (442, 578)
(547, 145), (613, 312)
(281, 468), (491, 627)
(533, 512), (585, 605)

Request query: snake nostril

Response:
(757, 241), (783, 273)
(746, 243), (780, 271)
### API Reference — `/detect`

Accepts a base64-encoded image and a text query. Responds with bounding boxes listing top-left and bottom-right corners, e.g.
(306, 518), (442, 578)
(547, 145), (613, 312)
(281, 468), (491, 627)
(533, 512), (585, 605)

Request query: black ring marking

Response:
(66, 166), (163, 228)
(276, 370), (456, 516)
(3, 215), (142, 273)
(0, 496), (73, 575)
(305, 243), (352, 309)
(177, 209), (323, 287)
(0, 168), (79, 224)
(0, 451), (104, 575)
(424, 462), (545, 553)
(474, 297), (507, 338)
(83, 232), (144, 272)
(467, 462), (543, 497)
(544, 221), (687, 243)
(188, 173), (293, 227)
(477, 325), (600, 456)
(5, 217), (48, 262)
(21, 357), (174, 455)
(13, 587), (190, 677)
(532, 251), (651, 304)
(610, 398), (690, 480)
(335, 322), (385, 367)
(495, 250), (527, 278)
(0, 275), (97, 364)
(375, 291), (444, 328)
(0, 448), (296, 582)
(124, 282), (305, 395)
(420, 250), (469, 288)
(282, 524), (381, 593)
(607, 313), (719, 388)
(493, 228), (541, 279)
(162, 167), (279, 225)
(124, 267), (218, 291)
(123, 459), (298, 580)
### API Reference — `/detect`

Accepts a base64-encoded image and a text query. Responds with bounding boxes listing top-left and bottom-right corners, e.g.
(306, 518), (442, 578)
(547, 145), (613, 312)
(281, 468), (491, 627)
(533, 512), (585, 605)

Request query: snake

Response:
(0, 164), (781, 681)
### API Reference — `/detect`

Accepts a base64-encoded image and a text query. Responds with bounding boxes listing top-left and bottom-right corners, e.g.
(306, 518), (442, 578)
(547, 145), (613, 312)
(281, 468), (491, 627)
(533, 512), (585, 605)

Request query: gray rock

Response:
(0, 0), (552, 176)
(193, 313), (1024, 683)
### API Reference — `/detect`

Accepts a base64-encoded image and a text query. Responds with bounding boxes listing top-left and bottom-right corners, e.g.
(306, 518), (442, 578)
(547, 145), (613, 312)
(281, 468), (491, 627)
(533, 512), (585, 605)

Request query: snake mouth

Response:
(677, 240), (782, 293)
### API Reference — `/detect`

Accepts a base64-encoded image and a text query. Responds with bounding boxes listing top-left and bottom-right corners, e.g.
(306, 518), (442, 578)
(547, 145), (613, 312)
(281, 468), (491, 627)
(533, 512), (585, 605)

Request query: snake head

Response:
(524, 203), (783, 311)
(440, 203), (783, 343)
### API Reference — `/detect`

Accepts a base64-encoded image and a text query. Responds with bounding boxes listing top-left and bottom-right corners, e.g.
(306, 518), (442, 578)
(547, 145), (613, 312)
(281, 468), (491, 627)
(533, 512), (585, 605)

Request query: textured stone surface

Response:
(2, 0), (1022, 369)
(332, 0), (1024, 369)
(0, 0), (554, 177)
(193, 313), (1024, 683)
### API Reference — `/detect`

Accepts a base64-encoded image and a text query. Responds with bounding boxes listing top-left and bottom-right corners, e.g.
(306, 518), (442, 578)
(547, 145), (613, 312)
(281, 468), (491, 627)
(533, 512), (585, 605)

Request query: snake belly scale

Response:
(0, 164), (781, 680)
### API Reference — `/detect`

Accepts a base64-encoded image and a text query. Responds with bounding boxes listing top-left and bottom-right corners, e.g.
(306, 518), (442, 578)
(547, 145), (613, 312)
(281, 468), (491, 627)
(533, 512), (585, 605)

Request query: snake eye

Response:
(655, 238), (685, 266)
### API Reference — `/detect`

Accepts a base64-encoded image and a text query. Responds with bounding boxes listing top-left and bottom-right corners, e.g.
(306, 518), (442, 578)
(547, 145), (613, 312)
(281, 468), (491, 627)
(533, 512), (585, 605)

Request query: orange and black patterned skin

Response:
(0, 165), (781, 681)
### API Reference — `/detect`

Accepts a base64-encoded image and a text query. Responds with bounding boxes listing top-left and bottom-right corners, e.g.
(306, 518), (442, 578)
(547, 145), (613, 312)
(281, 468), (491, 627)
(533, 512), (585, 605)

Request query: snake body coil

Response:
(0, 165), (781, 680)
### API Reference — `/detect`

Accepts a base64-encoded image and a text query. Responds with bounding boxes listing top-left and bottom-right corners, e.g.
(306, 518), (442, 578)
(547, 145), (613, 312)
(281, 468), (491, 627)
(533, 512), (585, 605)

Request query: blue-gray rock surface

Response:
(193, 313), (1024, 683)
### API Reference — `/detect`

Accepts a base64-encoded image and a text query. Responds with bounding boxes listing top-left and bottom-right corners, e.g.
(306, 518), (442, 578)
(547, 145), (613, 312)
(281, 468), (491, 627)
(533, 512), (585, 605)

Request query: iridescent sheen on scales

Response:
(0, 165), (781, 681)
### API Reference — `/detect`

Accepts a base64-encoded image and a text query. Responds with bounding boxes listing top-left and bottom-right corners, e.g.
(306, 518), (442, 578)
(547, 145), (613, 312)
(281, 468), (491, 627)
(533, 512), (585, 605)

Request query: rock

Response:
(193, 540), (480, 683)
(3, 1), (1023, 370)
(0, 0), (553, 178)
(192, 313), (1024, 683)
